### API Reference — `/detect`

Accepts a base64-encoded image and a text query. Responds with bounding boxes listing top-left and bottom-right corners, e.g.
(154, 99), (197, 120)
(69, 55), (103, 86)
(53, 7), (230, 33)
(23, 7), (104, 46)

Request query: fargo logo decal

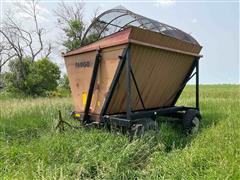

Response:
(75, 61), (93, 68)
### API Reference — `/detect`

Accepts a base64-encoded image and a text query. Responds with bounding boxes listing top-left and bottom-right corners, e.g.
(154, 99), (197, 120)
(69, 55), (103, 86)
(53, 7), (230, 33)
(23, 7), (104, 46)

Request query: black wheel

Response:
(182, 109), (201, 134)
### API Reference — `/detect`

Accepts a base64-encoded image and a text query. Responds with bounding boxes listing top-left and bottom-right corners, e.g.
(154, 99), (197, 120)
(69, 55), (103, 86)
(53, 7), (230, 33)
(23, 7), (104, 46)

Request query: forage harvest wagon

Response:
(63, 6), (203, 134)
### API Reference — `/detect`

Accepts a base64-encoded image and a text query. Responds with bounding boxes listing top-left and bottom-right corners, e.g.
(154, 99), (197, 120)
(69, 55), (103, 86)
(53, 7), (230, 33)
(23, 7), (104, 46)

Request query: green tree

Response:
(25, 58), (61, 96)
(82, 33), (99, 46)
(55, 2), (101, 50)
(55, 2), (85, 51)
(62, 20), (85, 51)
(0, 0), (52, 80)
(4, 57), (32, 94)
(56, 74), (71, 97)
(4, 58), (61, 96)
(59, 74), (70, 90)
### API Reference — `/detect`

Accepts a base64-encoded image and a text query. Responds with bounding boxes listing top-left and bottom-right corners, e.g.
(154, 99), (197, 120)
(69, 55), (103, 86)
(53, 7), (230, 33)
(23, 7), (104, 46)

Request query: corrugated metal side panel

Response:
(129, 27), (202, 55)
(64, 51), (97, 112)
(91, 45), (127, 115)
(64, 45), (127, 115)
(107, 44), (194, 114)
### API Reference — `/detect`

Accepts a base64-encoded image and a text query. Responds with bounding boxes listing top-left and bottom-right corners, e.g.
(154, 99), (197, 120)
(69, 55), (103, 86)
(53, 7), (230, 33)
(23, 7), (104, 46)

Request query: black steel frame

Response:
(82, 46), (201, 128)
(83, 49), (101, 123)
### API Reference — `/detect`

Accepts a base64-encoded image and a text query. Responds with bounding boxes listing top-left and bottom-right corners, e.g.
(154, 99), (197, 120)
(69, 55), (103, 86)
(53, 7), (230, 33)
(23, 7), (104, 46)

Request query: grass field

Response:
(0, 85), (239, 179)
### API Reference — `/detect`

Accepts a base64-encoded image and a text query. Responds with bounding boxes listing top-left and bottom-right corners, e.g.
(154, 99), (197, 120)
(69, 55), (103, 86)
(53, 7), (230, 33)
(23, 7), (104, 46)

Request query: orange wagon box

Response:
(63, 6), (202, 135)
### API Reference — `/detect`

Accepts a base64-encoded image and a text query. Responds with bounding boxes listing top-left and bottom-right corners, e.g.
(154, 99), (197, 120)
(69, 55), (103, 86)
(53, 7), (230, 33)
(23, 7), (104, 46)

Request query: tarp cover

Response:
(82, 6), (199, 45)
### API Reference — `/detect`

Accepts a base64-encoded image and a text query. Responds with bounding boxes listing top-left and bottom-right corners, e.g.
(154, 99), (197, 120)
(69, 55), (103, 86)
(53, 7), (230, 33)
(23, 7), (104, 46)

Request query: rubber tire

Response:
(182, 109), (201, 134)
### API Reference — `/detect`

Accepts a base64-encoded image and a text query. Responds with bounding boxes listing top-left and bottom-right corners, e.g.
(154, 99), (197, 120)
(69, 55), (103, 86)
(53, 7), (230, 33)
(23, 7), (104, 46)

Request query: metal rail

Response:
(126, 45), (132, 120)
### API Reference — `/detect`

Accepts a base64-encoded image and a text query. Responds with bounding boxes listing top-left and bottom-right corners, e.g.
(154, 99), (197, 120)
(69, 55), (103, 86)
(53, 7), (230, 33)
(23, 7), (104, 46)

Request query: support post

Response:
(83, 50), (101, 123)
(100, 47), (128, 118)
(196, 58), (199, 110)
(126, 47), (132, 120)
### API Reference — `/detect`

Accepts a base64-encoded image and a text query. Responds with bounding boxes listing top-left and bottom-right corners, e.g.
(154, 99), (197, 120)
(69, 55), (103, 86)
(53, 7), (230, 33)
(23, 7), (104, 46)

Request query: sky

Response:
(0, 0), (239, 84)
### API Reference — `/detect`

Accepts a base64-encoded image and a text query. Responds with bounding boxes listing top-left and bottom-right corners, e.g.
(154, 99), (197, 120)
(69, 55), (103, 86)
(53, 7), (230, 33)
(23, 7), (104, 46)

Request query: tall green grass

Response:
(0, 85), (239, 179)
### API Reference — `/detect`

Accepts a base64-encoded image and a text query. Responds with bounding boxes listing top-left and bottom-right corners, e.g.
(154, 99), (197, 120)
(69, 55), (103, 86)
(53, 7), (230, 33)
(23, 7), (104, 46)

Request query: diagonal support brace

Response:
(83, 49), (101, 124)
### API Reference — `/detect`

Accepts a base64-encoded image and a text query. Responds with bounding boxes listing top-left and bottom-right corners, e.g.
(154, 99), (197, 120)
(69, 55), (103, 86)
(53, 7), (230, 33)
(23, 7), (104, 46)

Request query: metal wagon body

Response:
(63, 6), (202, 133)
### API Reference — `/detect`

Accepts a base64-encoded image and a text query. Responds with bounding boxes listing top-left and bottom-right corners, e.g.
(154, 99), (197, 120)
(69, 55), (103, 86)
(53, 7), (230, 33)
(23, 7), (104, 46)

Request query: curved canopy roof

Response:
(82, 6), (199, 45)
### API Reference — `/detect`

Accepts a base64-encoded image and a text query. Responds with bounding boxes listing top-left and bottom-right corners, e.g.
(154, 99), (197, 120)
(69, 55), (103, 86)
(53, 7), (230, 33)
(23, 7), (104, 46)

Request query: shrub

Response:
(3, 58), (61, 96)
(56, 74), (71, 97)
(3, 58), (32, 95)
(58, 74), (70, 90)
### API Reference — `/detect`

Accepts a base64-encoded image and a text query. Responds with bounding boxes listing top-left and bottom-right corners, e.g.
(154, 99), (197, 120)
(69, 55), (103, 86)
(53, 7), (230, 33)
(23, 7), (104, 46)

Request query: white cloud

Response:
(191, 18), (198, 23)
(99, 3), (105, 8)
(154, 0), (176, 7)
